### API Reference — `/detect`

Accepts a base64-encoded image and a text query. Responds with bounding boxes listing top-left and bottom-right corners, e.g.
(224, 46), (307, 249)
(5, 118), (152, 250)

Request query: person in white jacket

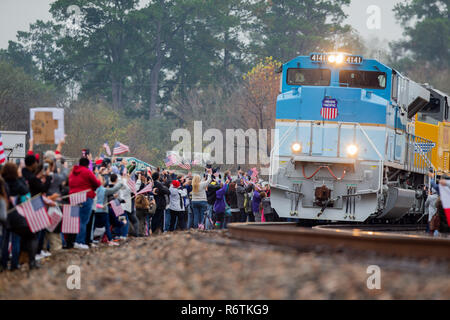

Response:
(168, 180), (187, 231)
(117, 175), (139, 238)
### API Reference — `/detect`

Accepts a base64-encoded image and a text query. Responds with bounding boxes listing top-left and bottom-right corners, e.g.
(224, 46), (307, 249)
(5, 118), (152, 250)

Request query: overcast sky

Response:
(0, 0), (404, 50)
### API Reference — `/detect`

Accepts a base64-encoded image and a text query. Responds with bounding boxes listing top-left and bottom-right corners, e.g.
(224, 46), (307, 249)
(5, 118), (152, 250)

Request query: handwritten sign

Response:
(30, 108), (65, 145)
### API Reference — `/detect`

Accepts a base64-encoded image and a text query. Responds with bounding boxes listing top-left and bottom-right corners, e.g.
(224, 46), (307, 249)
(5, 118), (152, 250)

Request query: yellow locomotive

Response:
(414, 87), (450, 175)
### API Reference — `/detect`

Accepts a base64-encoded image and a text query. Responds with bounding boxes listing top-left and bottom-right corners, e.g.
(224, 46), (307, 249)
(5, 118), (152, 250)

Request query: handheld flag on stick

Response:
(69, 190), (88, 205)
(164, 154), (177, 167)
(16, 196), (51, 233)
(113, 142), (130, 155)
(127, 174), (137, 194)
(179, 159), (191, 170)
(137, 181), (154, 195)
(47, 206), (63, 232)
(110, 199), (124, 217)
(62, 205), (80, 234)
(103, 142), (111, 156)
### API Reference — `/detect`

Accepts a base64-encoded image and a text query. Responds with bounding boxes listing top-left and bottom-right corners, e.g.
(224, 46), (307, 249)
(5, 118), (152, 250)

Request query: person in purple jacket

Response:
(252, 186), (262, 222)
(213, 181), (228, 229)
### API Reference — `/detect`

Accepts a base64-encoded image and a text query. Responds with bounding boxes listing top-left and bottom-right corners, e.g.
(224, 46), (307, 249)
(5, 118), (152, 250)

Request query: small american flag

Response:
(110, 199), (124, 217)
(113, 142), (130, 155)
(137, 181), (154, 195)
(127, 174), (137, 194)
(16, 196), (51, 233)
(69, 190), (88, 205)
(103, 142), (111, 156)
(179, 160), (191, 170)
(62, 205), (80, 234)
(164, 154), (177, 167)
(320, 98), (338, 120)
(0, 133), (6, 164)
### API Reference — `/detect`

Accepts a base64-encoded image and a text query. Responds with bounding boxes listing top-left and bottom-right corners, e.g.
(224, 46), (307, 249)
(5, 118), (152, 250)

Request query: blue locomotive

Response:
(269, 52), (440, 222)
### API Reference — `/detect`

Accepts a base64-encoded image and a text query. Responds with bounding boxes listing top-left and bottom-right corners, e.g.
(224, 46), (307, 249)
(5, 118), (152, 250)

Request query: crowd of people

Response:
(0, 139), (276, 271)
(1, 138), (449, 272)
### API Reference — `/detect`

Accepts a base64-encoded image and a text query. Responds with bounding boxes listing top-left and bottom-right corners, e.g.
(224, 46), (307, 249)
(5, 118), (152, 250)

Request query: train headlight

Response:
(291, 142), (302, 153)
(328, 55), (336, 63)
(346, 144), (358, 157)
(336, 54), (344, 64)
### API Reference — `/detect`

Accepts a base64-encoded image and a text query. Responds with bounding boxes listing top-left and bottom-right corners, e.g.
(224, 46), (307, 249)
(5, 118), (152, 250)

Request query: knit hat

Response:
(172, 180), (180, 188)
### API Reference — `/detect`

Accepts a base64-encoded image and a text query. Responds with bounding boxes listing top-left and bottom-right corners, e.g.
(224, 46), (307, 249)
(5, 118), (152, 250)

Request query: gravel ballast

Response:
(0, 230), (449, 299)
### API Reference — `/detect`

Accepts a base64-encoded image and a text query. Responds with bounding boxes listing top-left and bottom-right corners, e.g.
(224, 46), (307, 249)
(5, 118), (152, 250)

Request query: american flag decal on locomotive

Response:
(321, 98), (338, 120)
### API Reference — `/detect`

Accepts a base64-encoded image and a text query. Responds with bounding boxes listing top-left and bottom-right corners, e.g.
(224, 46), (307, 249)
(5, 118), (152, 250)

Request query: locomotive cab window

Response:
(339, 70), (387, 89)
(287, 68), (331, 86)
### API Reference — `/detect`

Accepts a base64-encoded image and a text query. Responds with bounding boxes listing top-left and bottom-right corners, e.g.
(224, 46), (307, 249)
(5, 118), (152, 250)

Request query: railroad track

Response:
(227, 222), (450, 259)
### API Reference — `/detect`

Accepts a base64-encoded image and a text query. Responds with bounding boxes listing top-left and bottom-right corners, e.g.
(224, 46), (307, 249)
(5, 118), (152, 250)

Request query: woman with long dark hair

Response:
(1, 163), (38, 270)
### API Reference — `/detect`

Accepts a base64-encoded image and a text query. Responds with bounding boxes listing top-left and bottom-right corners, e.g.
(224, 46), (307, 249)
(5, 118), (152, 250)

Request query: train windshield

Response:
(287, 68), (331, 86)
(339, 70), (386, 89)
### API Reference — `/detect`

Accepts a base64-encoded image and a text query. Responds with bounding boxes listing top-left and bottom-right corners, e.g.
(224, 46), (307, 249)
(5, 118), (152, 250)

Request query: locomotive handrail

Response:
(405, 133), (436, 175)
(355, 123), (384, 193)
(269, 124), (296, 184)
(355, 123), (383, 160)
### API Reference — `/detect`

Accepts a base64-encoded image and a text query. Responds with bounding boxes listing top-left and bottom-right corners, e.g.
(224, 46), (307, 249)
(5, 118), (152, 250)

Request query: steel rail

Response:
(227, 223), (450, 259)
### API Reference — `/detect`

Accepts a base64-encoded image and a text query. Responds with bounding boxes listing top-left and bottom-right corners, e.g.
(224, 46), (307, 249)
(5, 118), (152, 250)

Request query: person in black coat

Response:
(225, 182), (240, 223)
(22, 155), (51, 258)
(1, 162), (40, 270)
(151, 171), (170, 234)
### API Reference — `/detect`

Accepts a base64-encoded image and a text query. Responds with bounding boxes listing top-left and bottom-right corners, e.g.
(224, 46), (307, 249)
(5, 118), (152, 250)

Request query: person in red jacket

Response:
(69, 157), (101, 249)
